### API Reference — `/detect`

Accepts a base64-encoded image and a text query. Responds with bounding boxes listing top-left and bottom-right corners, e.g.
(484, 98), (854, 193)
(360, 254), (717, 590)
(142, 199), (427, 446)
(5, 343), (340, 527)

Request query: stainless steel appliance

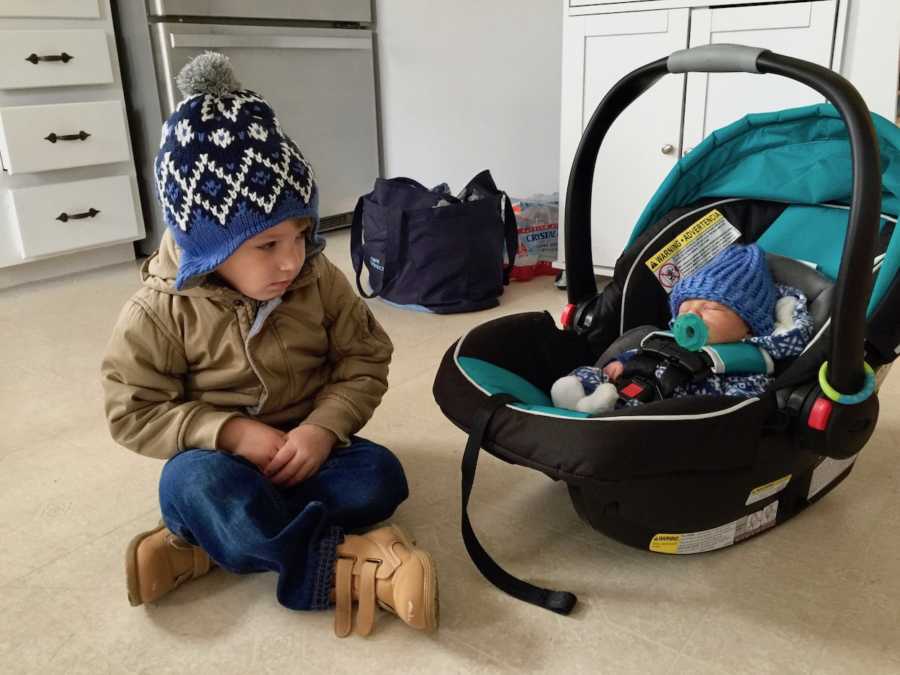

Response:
(114, 0), (379, 254)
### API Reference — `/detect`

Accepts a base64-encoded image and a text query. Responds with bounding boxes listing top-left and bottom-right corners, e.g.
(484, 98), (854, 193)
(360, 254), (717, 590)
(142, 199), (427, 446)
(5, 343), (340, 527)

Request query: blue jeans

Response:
(159, 437), (408, 611)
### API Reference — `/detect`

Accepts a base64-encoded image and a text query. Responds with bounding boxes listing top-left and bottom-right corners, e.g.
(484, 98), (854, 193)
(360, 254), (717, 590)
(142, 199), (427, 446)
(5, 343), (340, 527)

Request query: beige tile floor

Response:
(2, 228), (900, 674)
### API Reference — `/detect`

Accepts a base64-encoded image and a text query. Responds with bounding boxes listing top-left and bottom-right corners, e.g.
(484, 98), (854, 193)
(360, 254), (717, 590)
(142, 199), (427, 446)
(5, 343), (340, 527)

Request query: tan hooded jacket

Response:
(101, 231), (392, 459)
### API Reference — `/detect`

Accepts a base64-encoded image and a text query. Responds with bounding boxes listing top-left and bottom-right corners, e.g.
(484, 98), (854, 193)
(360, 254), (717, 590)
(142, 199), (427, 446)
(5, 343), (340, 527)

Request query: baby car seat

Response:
(432, 45), (900, 615)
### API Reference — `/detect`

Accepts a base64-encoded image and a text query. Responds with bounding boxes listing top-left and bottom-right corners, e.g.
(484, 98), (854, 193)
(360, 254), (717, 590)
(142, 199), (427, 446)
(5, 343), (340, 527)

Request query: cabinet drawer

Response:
(0, 100), (131, 174)
(0, 0), (100, 18)
(570, 0), (644, 6)
(710, 2), (814, 32)
(9, 175), (142, 259)
(0, 30), (113, 90)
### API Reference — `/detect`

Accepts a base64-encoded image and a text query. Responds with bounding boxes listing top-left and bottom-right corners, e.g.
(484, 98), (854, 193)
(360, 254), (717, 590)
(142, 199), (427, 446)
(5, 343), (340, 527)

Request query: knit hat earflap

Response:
(669, 243), (777, 336)
(154, 52), (324, 290)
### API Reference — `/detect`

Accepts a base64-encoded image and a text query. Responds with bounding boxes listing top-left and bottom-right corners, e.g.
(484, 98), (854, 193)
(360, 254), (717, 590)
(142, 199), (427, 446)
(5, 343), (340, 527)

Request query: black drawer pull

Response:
(25, 52), (74, 65)
(44, 130), (91, 143)
(56, 208), (100, 223)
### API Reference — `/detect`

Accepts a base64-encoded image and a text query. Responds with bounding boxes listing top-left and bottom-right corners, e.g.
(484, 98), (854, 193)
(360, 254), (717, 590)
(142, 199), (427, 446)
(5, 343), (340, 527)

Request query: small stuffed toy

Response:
(551, 244), (814, 415)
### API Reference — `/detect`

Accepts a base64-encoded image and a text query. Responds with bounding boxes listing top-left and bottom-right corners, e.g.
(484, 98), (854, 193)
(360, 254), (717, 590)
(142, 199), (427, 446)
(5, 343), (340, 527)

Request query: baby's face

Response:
(677, 298), (750, 344)
(216, 217), (311, 300)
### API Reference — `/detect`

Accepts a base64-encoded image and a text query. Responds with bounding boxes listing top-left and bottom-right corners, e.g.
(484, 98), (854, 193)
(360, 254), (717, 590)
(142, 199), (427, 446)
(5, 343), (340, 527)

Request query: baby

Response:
(552, 244), (815, 414)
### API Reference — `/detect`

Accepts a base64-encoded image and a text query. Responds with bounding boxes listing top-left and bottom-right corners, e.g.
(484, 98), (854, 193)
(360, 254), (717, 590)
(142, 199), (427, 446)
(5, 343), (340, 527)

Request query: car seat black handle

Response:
(564, 47), (881, 396)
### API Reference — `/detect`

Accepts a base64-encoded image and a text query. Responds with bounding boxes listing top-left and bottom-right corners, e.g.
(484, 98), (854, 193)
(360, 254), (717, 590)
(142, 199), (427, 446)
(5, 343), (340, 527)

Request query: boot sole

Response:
(125, 524), (166, 607)
(412, 549), (439, 632)
(390, 525), (439, 632)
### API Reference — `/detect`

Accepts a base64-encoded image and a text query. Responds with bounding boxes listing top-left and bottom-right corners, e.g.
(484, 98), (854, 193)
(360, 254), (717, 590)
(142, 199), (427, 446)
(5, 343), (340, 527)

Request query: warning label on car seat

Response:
(746, 474), (792, 505)
(645, 209), (741, 292)
(649, 501), (779, 554)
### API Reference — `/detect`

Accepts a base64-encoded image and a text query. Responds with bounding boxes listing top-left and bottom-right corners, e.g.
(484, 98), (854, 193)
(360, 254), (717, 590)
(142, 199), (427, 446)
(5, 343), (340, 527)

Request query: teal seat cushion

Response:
(457, 357), (590, 418)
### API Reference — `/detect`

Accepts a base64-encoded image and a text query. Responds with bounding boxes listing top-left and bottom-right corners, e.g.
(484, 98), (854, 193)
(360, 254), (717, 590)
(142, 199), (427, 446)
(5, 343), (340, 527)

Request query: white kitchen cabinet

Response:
(561, 8), (689, 271)
(0, 0), (145, 289)
(0, 1), (100, 19)
(559, 0), (849, 274)
(683, 1), (837, 153)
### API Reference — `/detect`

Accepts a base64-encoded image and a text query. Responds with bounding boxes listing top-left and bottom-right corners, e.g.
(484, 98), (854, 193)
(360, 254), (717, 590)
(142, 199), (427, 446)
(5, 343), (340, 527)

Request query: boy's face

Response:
(677, 298), (750, 343)
(216, 217), (312, 301)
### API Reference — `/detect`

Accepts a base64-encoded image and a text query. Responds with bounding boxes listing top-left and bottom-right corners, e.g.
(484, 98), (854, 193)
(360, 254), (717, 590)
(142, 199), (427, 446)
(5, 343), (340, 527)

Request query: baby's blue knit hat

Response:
(155, 52), (323, 290)
(669, 243), (776, 336)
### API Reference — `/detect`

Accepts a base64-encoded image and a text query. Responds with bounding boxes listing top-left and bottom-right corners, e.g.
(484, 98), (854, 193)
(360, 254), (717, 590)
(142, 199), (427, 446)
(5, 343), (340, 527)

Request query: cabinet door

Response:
(559, 9), (688, 272)
(683, 1), (837, 154)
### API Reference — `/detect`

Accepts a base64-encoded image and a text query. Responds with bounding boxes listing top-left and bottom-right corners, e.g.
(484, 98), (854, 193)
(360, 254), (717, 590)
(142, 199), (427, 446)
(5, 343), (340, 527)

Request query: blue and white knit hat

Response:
(155, 52), (323, 289)
(669, 243), (776, 336)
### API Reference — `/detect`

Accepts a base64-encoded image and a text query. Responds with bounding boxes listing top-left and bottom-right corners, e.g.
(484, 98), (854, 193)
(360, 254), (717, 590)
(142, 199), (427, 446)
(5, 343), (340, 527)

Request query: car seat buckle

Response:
(620, 382), (645, 399)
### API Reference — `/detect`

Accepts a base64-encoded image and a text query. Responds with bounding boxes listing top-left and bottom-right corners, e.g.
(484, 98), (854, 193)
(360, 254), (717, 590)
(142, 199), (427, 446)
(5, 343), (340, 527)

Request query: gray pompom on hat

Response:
(175, 51), (242, 99)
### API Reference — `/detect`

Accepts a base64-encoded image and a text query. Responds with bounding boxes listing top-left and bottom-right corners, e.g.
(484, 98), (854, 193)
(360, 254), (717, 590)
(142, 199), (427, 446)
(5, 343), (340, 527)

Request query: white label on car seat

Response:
(808, 455), (859, 499)
(644, 209), (741, 293)
(649, 501), (778, 554)
(746, 474), (792, 505)
(734, 501), (778, 542)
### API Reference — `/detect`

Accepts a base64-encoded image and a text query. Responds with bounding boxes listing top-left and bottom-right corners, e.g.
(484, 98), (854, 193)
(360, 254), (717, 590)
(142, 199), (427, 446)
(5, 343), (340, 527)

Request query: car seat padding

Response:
(765, 253), (834, 333)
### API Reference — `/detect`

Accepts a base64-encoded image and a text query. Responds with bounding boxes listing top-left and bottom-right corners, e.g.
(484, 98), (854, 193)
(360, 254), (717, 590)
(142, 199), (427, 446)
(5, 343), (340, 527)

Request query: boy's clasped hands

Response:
(218, 418), (336, 487)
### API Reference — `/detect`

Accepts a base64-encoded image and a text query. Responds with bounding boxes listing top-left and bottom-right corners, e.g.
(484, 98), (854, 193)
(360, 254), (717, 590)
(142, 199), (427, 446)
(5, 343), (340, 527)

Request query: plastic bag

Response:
(508, 194), (559, 281)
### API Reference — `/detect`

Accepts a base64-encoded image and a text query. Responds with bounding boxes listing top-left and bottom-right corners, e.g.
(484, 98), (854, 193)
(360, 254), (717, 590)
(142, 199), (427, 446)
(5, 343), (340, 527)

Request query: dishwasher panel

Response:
(148, 0), (372, 23)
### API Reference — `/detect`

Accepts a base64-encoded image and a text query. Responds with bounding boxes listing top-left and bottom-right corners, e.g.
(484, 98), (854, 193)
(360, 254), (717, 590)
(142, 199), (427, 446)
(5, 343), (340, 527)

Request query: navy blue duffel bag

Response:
(350, 170), (518, 313)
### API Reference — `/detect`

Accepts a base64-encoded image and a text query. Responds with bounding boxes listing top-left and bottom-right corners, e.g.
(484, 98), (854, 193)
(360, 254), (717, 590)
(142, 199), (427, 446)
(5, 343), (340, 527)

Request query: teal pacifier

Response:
(673, 313), (708, 351)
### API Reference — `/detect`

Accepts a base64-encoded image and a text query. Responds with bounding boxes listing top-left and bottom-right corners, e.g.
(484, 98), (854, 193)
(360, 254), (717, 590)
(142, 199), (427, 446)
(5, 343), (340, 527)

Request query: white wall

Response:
(840, 0), (900, 122)
(374, 0), (562, 198)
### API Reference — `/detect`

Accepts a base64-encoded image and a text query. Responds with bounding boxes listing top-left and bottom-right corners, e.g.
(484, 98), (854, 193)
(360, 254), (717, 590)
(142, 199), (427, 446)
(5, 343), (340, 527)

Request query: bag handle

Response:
(501, 193), (518, 285)
(350, 196), (379, 298)
(461, 393), (578, 615)
(461, 170), (518, 284)
(351, 196), (404, 299)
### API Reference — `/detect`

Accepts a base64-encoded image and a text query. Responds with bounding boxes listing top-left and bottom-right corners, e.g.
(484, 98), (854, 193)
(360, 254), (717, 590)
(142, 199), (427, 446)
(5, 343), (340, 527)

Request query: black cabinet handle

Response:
(56, 208), (100, 223)
(44, 131), (91, 143)
(25, 52), (74, 64)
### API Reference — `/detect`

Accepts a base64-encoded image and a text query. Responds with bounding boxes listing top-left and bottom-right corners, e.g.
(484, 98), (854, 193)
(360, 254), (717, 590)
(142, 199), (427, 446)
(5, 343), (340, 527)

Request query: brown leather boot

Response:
(333, 524), (439, 637)
(125, 524), (213, 606)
